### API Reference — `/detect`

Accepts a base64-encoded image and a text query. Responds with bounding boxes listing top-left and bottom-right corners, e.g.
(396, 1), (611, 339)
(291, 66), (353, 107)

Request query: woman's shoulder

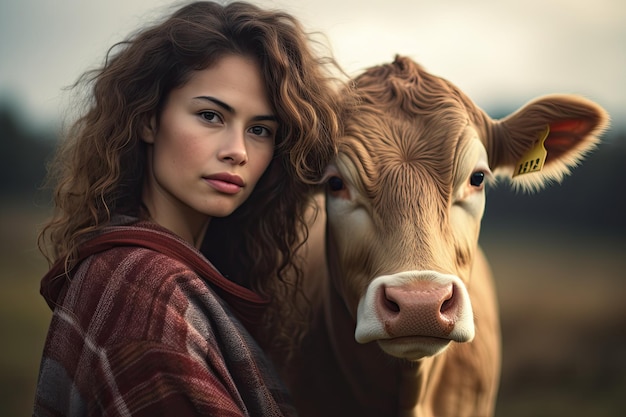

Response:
(84, 241), (200, 288)
(43, 219), (208, 301)
(44, 219), (269, 342)
(73, 222), (213, 301)
(51, 229), (223, 348)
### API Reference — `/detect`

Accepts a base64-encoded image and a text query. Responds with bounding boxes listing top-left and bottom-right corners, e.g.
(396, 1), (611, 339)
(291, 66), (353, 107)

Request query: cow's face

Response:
(324, 56), (607, 361)
(324, 112), (487, 360)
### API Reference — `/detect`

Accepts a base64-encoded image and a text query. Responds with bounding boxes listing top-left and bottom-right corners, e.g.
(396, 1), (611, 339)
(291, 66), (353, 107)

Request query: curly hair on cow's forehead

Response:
(39, 0), (349, 353)
(340, 57), (478, 204)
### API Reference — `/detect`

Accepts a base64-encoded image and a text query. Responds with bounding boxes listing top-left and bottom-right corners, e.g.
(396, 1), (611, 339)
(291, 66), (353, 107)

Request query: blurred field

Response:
(1, 198), (625, 416)
(481, 229), (626, 417)
(1, 200), (51, 417)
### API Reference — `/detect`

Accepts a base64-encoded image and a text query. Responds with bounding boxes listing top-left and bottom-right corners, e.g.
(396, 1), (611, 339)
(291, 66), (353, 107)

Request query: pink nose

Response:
(378, 281), (460, 339)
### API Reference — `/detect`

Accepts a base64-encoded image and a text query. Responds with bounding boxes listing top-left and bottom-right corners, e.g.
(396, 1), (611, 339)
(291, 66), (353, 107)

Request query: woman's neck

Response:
(140, 196), (211, 249)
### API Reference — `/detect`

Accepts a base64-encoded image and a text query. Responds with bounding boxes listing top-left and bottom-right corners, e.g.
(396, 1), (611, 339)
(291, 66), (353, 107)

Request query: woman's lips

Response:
(204, 173), (244, 194)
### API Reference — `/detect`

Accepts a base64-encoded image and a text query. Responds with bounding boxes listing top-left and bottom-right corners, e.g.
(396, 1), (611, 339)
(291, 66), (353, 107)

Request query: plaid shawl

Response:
(34, 221), (297, 417)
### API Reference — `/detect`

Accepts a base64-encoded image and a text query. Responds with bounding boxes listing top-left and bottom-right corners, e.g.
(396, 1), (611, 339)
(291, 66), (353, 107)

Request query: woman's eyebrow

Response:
(193, 95), (277, 122)
(193, 95), (234, 113)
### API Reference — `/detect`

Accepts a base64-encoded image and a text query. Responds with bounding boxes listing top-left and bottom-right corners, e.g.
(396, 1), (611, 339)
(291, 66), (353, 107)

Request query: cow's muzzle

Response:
(354, 270), (475, 360)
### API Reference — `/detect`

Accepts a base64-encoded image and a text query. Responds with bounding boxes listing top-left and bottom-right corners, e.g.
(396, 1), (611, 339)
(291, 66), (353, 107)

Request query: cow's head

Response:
(323, 56), (608, 361)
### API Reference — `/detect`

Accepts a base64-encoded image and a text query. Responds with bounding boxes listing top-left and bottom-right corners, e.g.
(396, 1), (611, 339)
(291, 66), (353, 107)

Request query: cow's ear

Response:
(487, 94), (609, 191)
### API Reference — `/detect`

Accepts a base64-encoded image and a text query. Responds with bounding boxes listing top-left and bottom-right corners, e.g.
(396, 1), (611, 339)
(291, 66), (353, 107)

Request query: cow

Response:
(275, 56), (609, 417)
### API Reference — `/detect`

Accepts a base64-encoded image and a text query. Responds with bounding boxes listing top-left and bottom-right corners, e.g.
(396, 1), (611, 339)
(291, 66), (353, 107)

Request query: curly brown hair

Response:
(39, 1), (347, 352)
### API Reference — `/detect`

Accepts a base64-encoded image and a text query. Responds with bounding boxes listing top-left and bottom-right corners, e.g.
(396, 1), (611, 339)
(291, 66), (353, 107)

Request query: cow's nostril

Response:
(386, 300), (400, 313)
(383, 295), (400, 313)
(440, 285), (455, 314)
(380, 285), (401, 313)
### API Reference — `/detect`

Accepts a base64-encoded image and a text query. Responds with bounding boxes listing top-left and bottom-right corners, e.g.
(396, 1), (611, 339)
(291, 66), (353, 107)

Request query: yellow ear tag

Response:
(512, 125), (549, 177)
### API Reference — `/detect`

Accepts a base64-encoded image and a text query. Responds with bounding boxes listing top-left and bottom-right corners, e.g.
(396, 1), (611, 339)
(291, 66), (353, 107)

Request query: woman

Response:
(34, 2), (345, 415)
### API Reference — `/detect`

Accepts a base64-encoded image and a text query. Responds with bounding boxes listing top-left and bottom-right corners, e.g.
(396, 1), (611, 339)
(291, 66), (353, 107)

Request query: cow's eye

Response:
(328, 176), (345, 191)
(470, 171), (485, 187)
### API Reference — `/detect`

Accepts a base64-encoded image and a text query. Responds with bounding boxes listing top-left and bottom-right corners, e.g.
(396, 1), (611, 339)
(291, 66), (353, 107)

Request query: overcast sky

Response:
(1, 0), (624, 130)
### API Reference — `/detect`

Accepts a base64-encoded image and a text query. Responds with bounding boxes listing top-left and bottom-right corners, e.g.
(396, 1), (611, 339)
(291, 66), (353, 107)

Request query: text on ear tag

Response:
(513, 125), (549, 177)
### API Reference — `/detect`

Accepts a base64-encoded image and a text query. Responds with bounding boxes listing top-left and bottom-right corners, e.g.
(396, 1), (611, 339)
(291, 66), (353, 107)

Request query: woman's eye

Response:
(328, 176), (344, 191)
(470, 171), (485, 187)
(199, 111), (221, 124)
(248, 125), (271, 137)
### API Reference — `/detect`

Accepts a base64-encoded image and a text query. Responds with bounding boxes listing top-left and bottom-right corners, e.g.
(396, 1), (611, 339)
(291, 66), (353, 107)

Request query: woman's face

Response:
(141, 54), (277, 242)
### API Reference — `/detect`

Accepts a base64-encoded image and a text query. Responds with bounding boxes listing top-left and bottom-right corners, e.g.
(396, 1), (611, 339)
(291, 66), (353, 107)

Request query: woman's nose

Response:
(218, 130), (248, 165)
